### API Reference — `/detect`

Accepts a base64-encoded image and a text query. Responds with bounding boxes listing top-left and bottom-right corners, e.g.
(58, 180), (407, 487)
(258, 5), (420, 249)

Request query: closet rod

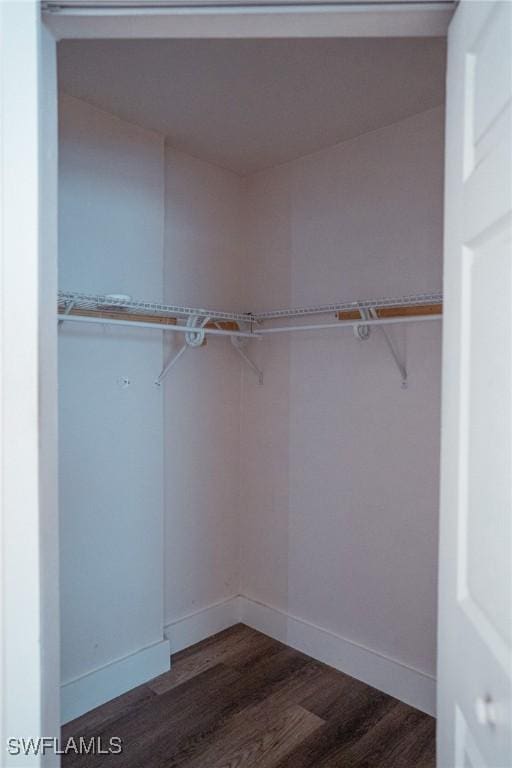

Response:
(257, 312), (442, 335)
(57, 313), (258, 339)
(57, 308), (442, 336)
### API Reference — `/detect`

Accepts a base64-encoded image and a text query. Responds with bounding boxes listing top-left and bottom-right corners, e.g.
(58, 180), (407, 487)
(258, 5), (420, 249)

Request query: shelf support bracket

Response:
(230, 334), (263, 385)
(369, 308), (408, 389)
(155, 314), (211, 385)
(58, 299), (75, 326)
(155, 344), (188, 386)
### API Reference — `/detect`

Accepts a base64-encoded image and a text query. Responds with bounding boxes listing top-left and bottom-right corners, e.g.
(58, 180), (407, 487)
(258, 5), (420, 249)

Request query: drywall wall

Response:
(57, 97), (246, 712)
(162, 148), (245, 647)
(58, 94), (169, 722)
(57, 92), (443, 717)
(58, 37), (446, 175)
(239, 106), (444, 712)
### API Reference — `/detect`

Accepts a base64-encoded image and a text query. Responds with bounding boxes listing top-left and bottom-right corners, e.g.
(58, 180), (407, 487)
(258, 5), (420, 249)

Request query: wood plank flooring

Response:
(62, 624), (435, 768)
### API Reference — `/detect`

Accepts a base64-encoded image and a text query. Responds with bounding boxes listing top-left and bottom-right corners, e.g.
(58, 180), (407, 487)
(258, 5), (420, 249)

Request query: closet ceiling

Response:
(58, 37), (446, 175)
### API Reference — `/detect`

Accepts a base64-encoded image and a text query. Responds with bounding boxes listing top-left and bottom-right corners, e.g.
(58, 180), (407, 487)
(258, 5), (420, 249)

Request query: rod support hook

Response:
(354, 306), (372, 340)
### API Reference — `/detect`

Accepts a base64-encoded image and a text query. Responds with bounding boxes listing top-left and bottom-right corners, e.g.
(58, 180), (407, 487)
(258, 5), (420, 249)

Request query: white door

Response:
(438, 1), (512, 766)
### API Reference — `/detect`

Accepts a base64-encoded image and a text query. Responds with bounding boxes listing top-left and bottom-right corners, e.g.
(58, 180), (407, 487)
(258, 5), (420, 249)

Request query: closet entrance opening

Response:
(57, 32), (446, 737)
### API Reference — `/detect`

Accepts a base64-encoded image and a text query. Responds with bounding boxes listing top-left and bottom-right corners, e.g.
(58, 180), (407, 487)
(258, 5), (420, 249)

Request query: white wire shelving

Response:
(58, 289), (443, 387)
(252, 291), (443, 321)
(58, 290), (252, 325)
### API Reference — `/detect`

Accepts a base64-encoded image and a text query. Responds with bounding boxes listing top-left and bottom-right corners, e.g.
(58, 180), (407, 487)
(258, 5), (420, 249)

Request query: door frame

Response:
(0, 2), (59, 766)
(0, 1), (453, 763)
(42, 0), (453, 39)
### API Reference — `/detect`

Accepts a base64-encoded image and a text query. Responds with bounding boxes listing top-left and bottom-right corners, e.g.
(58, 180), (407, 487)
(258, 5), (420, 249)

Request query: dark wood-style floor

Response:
(62, 624), (435, 768)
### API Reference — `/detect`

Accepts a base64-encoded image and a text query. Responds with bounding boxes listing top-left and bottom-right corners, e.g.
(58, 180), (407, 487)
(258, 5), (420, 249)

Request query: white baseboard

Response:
(61, 638), (170, 724)
(161, 594), (435, 717)
(238, 596), (436, 717)
(164, 595), (241, 654)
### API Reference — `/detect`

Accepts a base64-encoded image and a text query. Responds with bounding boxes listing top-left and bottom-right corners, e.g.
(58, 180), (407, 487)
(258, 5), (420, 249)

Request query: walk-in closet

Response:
(57, 26), (445, 766)
(5, 2), (512, 766)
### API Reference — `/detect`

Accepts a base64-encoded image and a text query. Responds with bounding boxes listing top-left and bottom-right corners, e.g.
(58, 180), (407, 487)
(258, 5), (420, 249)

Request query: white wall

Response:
(58, 95), (443, 717)
(162, 149), (245, 645)
(240, 107), (444, 708)
(58, 95), (169, 722)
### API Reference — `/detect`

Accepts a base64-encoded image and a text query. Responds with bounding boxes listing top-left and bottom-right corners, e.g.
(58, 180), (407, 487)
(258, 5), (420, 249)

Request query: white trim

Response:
(164, 595), (436, 715)
(43, 3), (453, 40)
(1, 3), (60, 763)
(39, 17), (61, 748)
(61, 639), (170, 724)
(43, 0), (455, 6)
(238, 596), (437, 716)
(164, 596), (241, 653)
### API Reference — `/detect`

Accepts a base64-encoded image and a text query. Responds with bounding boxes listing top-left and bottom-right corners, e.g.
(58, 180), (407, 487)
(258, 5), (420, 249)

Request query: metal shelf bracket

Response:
(369, 308), (407, 389)
(155, 343), (188, 386)
(58, 298), (75, 326)
(155, 314), (210, 385)
(353, 306), (407, 388)
(155, 316), (264, 386)
(230, 334), (263, 385)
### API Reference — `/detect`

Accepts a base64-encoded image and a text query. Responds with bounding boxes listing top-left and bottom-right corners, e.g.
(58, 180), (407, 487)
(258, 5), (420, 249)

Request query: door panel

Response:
(438, 1), (512, 767)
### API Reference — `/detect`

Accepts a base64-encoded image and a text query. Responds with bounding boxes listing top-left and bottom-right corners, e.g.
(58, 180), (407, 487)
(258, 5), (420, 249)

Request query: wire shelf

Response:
(58, 290), (443, 326)
(58, 291), (253, 324)
(251, 291), (443, 321)
(58, 289), (442, 385)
